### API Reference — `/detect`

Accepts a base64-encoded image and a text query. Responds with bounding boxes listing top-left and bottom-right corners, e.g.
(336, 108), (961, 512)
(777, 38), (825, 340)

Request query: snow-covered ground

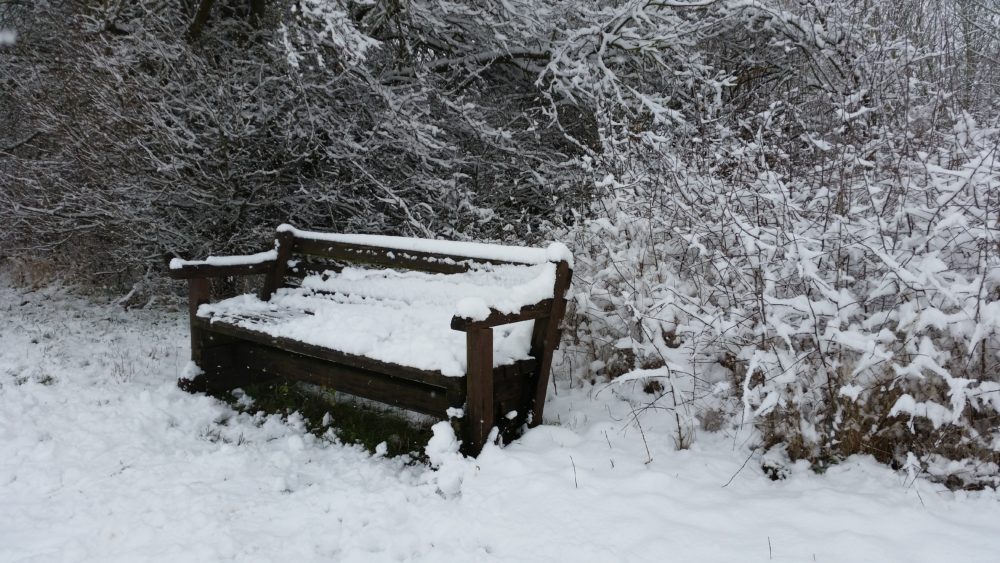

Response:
(2, 281), (999, 563)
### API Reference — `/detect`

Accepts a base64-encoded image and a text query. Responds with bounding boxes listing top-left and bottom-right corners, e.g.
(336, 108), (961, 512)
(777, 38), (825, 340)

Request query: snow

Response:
(455, 297), (493, 321)
(199, 263), (558, 376)
(838, 384), (864, 401)
(169, 250), (278, 270)
(2, 281), (1000, 562)
(276, 224), (574, 268)
(299, 262), (558, 316)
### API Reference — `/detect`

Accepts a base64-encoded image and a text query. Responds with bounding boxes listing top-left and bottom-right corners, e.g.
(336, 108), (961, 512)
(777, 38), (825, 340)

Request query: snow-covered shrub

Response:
(562, 123), (1000, 485)
(551, 0), (1000, 487)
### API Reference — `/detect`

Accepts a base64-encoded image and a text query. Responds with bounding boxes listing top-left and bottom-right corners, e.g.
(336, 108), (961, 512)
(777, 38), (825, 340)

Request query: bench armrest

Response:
(166, 251), (278, 280)
(450, 299), (554, 331)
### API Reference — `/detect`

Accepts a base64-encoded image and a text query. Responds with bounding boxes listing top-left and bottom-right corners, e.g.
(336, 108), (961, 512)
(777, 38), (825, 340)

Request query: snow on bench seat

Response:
(197, 262), (556, 377)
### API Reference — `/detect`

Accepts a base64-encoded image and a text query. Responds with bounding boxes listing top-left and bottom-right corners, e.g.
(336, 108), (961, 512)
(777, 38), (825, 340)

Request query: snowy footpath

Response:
(2, 281), (999, 563)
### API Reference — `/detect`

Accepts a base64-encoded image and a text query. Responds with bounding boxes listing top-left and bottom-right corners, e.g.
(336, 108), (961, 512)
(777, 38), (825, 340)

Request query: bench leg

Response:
(180, 278), (213, 392)
(465, 327), (494, 455)
(528, 261), (572, 426)
(188, 278), (211, 364)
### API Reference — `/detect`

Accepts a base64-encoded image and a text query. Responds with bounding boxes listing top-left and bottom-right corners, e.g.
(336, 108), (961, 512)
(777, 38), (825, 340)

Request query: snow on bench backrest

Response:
(277, 224), (574, 270)
(168, 250), (278, 271)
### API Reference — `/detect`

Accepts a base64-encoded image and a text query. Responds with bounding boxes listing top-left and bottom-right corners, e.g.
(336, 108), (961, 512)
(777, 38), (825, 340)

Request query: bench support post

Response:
(528, 261), (572, 426)
(188, 278), (211, 364)
(259, 230), (295, 301)
(465, 327), (494, 454)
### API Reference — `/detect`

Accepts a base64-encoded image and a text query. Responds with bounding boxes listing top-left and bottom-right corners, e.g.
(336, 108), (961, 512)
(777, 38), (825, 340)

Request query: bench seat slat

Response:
(193, 316), (468, 392)
(240, 344), (457, 417)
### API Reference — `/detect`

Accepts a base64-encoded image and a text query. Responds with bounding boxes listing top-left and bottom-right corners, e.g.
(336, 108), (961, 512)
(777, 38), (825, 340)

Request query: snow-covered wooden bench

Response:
(168, 225), (573, 454)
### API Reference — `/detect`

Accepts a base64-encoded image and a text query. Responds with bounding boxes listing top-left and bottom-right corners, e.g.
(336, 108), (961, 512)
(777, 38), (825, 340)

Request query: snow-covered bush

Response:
(552, 0), (1000, 487)
(564, 119), (1000, 485)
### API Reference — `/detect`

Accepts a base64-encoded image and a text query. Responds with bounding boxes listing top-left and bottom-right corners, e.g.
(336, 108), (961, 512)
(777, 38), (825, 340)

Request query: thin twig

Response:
(630, 404), (653, 464)
(722, 447), (757, 488)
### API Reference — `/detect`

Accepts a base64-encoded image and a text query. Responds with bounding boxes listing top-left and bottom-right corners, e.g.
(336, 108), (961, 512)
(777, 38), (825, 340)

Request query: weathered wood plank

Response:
(181, 339), (282, 394)
(188, 278), (211, 366)
(283, 258), (344, 280)
(259, 230), (295, 300)
(168, 260), (276, 280)
(293, 237), (474, 274)
(465, 327), (495, 454)
(193, 316), (465, 394)
(494, 365), (518, 417)
(240, 344), (454, 417)
(450, 299), (554, 331)
(492, 360), (538, 444)
(493, 361), (531, 409)
(528, 260), (573, 427)
(188, 278), (211, 317)
(292, 237), (537, 274)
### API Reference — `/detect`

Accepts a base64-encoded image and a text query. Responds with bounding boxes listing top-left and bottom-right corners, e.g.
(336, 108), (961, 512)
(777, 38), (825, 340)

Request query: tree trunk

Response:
(187, 0), (216, 42)
(249, 0), (266, 28)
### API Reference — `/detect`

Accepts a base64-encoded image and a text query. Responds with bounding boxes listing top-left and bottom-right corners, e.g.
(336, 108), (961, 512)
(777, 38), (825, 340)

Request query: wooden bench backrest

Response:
(260, 226), (561, 300)
(289, 235), (533, 274)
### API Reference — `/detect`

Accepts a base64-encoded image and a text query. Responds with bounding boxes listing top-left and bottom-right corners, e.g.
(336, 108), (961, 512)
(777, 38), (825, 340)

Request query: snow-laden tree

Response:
(0, 1), (590, 292)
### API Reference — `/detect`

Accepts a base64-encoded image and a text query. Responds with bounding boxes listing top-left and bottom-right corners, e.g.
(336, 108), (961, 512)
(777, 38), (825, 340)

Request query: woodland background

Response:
(2, 0), (999, 488)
